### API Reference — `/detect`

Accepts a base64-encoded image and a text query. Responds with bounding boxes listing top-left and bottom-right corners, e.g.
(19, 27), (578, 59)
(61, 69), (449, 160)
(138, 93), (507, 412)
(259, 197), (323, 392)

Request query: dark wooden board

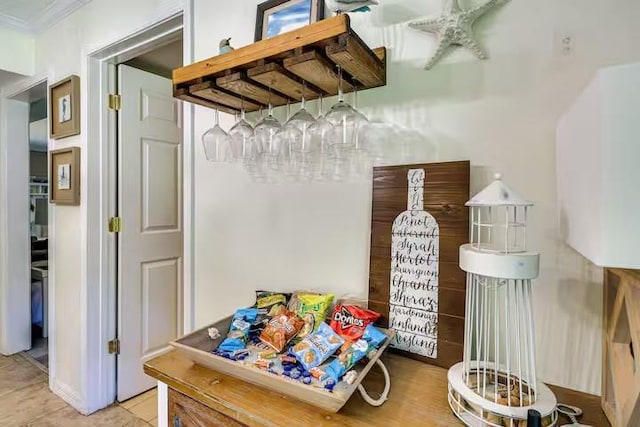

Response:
(368, 161), (470, 370)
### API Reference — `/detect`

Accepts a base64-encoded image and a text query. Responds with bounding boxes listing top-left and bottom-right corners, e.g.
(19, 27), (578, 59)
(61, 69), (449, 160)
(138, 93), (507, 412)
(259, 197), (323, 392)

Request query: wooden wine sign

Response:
(368, 161), (470, 369)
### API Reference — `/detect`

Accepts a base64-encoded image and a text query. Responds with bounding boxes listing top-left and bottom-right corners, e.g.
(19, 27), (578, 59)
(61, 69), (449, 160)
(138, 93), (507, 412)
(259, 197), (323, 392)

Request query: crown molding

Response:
(0, 11), (30, 33)
(0, 0), (92, 34)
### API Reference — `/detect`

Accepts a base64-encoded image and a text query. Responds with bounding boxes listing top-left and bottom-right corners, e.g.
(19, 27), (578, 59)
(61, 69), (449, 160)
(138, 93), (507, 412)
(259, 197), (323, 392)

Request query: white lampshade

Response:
(557, 62), (640, 269)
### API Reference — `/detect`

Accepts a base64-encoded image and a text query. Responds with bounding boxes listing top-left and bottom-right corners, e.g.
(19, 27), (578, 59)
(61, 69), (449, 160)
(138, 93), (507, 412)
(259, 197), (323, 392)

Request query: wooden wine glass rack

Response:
(172, 15), (386, 114)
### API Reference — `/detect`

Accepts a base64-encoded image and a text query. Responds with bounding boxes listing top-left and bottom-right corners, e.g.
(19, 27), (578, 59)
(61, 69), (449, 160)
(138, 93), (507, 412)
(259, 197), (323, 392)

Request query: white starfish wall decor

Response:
(408, 0), (508, 70)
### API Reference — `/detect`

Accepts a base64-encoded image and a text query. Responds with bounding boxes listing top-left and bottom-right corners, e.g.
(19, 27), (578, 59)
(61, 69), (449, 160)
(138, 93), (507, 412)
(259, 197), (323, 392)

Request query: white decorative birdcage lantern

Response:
(448, 173), (558, 427)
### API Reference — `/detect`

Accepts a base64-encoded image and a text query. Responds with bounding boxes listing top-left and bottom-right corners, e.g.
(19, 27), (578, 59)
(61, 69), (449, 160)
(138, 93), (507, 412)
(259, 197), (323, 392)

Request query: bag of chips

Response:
(259, 311), (304, 352)
(217, 308), (259, 354)
(291, 323), (345, 371)
(295, 293), (334, 341)
(286, 291), (315, 313)
(254, 291), (290, 318)
(329, 305), (380, 342)
(324, 324), (387, 382)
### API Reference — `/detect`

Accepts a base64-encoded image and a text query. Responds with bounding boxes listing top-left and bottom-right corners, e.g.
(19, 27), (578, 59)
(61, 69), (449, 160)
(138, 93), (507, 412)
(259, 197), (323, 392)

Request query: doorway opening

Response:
(1, 79), (50, 373)
(82, 9), (193, 412)
(26, 84), (50, 372)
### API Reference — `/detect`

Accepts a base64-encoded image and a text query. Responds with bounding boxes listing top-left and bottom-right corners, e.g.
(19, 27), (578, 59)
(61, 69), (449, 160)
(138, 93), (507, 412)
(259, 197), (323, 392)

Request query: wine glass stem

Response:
(337, 66), (344, 102)
(353, 79), (359, 110)
(301, 81), (307, 110)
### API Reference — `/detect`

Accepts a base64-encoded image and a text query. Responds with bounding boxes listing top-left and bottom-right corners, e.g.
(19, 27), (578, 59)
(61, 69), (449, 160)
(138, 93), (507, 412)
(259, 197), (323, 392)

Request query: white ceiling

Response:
(0, 0), (92, 33)
(125, 39), (183, 79)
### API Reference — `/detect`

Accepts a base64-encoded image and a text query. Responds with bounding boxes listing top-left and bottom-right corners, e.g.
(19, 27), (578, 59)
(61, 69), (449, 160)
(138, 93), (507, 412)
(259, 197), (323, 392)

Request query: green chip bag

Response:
(295, 293), (334, 341)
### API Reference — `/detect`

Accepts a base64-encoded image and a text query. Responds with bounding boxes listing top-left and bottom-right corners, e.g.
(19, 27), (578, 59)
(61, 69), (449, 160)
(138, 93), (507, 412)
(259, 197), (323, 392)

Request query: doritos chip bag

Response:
(329, 305), (380, 342)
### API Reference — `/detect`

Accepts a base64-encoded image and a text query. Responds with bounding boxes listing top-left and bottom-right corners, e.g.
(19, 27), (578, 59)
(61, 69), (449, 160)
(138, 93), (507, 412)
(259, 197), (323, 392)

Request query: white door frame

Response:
(0, 74), (51, 356)
(84, 1), (195, 412)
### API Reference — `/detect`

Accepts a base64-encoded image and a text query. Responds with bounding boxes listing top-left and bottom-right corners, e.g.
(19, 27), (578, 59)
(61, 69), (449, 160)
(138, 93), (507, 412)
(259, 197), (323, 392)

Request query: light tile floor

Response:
(120, 389), (158, 426)
(0, 353), (158, 426)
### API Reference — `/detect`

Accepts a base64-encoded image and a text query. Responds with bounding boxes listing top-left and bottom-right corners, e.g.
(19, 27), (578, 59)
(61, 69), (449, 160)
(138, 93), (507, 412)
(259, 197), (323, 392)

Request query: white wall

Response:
(0, 27), (34, 76)
(192, 0), (640, 395)
(0, 0), (183, 413)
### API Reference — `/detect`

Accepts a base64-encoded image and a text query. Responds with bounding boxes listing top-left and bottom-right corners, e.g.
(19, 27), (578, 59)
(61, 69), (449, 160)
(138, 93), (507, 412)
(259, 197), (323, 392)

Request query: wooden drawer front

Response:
(168, 388), (246, 427)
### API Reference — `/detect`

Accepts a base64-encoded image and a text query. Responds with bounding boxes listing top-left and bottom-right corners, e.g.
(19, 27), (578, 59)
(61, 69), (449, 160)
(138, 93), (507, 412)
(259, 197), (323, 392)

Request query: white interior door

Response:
(117, 64), (183, 401)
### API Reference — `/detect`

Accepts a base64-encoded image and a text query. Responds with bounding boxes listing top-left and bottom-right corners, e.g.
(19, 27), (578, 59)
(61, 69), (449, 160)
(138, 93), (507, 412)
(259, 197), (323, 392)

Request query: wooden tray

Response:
(169, 316), (395, 413)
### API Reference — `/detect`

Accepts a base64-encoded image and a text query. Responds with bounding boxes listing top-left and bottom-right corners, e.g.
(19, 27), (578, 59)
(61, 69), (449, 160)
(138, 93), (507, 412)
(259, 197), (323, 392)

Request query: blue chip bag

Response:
(217, 308), (259, 354)
(324, 324), (386, 382)
(291, 323), (345, 371)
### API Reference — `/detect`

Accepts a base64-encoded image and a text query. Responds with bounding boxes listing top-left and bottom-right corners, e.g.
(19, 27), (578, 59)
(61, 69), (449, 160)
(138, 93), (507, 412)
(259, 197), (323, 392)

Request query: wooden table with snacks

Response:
(144, 351), (610, 427)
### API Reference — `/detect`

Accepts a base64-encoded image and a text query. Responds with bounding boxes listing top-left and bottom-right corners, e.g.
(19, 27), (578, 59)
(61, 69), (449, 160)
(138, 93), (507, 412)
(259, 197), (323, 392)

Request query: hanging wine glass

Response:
(358, 121), (398, 167)
(284, 82), (316, 181)
(322, 68), (364, 181)
(244, 134), (267, 183)
(346, 78), (372, 180)
(254, 92), (281, 153)
(229, 98), (257, 164)
(307, 94), (335, 181)
(253, 92), (281, 182)
(325, 67), (368, 154)
(202, 109), (232, 162)
(273, 100), (302, 181)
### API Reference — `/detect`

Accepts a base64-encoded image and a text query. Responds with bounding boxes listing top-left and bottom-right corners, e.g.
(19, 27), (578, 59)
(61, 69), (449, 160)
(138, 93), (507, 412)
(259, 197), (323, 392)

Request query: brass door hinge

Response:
(108, 217), (122, 233)
(109, 94), (121, 111)
(108, 339), (120, 355)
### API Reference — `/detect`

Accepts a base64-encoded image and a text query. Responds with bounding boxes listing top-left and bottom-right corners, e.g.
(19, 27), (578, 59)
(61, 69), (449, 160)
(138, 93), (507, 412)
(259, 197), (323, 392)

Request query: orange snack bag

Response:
(259, 311), (304, 352)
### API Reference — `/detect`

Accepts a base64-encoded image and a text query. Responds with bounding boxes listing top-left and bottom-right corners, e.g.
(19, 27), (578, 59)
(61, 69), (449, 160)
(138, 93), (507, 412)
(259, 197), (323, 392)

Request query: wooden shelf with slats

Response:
(172, 15), (386, 113)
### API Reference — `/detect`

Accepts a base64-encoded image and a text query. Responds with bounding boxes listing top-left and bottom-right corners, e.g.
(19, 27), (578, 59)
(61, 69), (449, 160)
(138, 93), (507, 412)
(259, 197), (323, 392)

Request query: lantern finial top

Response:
(466, 173), (533, 207)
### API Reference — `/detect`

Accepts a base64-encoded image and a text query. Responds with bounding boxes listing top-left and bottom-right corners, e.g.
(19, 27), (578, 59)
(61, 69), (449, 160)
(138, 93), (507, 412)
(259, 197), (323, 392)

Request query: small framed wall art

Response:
(50, 147), (80, 205)
(255, 0), (324, 42)
(49, 75), (80, 139)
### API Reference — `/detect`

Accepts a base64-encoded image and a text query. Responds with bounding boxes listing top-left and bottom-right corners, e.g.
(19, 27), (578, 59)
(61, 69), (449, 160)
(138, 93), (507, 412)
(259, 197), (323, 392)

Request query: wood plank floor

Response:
(0, 353), (157, 426)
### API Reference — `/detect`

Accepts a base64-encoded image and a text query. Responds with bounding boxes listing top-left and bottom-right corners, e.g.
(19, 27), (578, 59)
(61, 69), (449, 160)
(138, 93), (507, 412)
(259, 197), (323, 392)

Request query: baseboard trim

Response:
(51, 377), (89, 415)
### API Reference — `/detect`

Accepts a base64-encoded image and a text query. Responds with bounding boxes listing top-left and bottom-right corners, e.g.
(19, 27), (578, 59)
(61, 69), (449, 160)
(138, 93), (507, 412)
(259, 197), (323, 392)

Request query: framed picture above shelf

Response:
(255, 0), (324, 42)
